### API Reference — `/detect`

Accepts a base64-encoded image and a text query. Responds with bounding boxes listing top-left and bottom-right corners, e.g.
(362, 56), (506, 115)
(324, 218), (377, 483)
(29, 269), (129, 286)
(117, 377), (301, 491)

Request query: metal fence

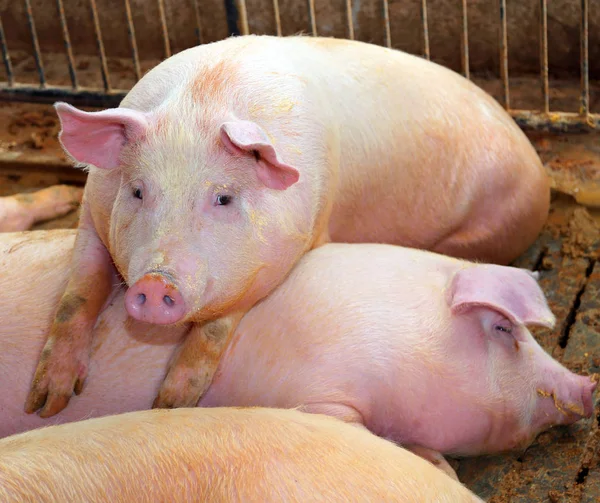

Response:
(0, 0), (597, 133)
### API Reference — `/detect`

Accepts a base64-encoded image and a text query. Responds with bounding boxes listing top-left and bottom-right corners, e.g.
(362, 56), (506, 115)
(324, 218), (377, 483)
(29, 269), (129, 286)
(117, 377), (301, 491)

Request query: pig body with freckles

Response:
(0, 407), (483, 503)
(26, 34), (550, 417)
(2, 231), (594, 480)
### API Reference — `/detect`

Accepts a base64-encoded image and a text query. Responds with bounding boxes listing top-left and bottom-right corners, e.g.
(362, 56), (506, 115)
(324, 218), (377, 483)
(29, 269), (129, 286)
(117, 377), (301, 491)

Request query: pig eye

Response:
(133, 187), (143, 200)
(216, 194), (232, 206)
(252, 150), (260, 162)
(494, 324), (512, 334)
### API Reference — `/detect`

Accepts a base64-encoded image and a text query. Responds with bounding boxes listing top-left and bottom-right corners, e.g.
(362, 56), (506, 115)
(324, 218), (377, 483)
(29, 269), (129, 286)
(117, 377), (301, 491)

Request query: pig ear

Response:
(448, 265), (556, 329)
(220, 121), (300, 190)
(55, 102), (149, 170)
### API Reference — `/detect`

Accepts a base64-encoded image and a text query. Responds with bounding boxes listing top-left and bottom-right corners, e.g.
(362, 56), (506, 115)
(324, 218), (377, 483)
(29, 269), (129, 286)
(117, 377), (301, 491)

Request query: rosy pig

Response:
(1, 231), (594, 481)
(0, 408), (482, 503)
(0, 185), (82, 232)
(26, 34), (550, 417)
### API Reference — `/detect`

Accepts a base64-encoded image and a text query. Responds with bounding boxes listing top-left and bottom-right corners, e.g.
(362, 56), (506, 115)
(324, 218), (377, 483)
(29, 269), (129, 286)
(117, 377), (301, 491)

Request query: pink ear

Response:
(220, 121), (300, 190)
(55, 102), (149, 170)
(448, 265), (556, 328)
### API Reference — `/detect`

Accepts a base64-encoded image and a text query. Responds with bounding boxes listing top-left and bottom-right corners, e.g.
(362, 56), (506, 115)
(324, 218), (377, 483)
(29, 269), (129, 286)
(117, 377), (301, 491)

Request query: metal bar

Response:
(157, 0), (172, 57)
(56, 0), (78, 89)
(89, 0), (111, 91)
(420, 0), (430, 60)
(24, 0), (46, 87)
(192, 0), (204, 44)
(236, 0), (249, 35)
(273, 0), (282, 36)
(461, 0), (470, 79)
(0, 16), (14, 87)
(539, 0), (549, 113)
(511, 110), (600, 133)
(499, 0), (510, 109)
(123, 0), (141, 81)
(346, 0), (354, 40)
(307, 0), (317, 36)
(0, 84), (127, 108)
(580, 0), (589, 117)
(382, 0), (391, 48)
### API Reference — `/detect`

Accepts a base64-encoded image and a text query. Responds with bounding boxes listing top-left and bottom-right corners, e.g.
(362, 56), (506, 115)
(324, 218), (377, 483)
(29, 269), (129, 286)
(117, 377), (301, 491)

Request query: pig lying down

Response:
(0, 185), (82, 232)
(0, 408), (483, 503)
(25, 34), (551, 418)
(1, 231), (594, 481)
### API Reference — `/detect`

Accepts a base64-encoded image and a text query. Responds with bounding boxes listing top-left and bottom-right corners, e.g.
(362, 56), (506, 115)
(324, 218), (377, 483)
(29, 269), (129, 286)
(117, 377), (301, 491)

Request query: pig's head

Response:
(447, 264), (597, 453)
(55, 102), (319, 325)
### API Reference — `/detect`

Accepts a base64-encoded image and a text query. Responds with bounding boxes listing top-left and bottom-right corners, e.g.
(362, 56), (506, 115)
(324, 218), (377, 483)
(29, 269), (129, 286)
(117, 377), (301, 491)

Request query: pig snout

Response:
(125, 272), (186, 324)
(535, 374), (597, 428)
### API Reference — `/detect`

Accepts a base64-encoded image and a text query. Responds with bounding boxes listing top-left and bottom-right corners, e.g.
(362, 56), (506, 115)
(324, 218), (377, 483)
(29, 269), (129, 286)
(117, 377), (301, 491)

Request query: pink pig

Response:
(1, 230), (594, 482)
(25, 35), (550, 418)
(0, 407), (483, 502)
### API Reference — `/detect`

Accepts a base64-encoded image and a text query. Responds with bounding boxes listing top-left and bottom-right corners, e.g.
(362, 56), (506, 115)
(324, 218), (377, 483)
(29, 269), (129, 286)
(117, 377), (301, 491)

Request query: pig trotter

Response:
(24, 330), (90, 418)
(153, 315), (240, 409)
(404, 445), (459, 481)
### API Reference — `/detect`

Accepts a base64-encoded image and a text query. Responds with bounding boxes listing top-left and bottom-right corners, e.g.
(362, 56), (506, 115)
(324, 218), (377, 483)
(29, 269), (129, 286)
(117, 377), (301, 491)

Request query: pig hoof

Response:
(24, 340), (88, 417)
(153, 371), (207, 409)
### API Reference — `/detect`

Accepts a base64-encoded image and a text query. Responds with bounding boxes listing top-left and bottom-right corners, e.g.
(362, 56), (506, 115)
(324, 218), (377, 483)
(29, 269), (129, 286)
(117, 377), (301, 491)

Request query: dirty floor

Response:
(1, 103), (600, 502)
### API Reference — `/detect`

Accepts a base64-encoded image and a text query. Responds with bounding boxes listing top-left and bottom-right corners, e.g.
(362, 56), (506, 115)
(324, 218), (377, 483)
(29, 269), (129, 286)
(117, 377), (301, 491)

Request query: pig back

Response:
(0, 406), (483, 502)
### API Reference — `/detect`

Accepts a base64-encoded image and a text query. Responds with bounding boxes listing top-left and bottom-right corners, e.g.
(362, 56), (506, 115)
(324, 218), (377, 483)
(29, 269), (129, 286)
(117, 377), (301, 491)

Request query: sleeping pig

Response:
(0, 407), (483, 502)
(25, 35), (550, 418)
(2, 230), (594, 481)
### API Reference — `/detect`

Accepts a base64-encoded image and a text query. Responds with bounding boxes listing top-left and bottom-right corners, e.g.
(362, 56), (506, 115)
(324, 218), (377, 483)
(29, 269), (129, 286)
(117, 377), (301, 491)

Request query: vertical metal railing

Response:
(382, 0), (391, 49)
(498, 0), (509, 109)
(273, 0), (282, 37)
(157, 0), (172, 57)
(461, 0), (470, 79)
(539, 0), (549, 113)
(236, 0), (250, 35)
(0, 0), (598, 131)
(346, 0), (355, 40)
(307, 0), (317, 36)
(421, 0), (430, 60)
(24, 0), (46, 88)
(192, 0), (205, 44)
(0, 15), (14, 87)
(56, 0), (78, 88)
(123, 0), (141, 81)
(579, 0), (589, 119)
(89, 0), (111, 91)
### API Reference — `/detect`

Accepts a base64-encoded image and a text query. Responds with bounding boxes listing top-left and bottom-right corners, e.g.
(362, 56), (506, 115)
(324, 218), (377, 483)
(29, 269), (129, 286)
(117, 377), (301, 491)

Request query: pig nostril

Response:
(137, 293), (146, 305)
(163, 295), (175, 307)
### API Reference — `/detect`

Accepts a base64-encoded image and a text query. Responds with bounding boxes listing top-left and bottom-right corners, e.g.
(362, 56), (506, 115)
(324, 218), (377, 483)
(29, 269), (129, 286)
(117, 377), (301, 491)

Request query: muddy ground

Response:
(1, 101), (600, 502)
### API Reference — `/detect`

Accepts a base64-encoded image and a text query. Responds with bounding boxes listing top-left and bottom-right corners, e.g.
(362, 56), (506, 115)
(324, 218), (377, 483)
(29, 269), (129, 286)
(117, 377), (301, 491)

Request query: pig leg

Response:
(298, 403), (365, 425)
(152, 313), (244, 409)
(404, 445), (459, 481)
(0, 185), (83, 232)
(24, 203), (117, 418)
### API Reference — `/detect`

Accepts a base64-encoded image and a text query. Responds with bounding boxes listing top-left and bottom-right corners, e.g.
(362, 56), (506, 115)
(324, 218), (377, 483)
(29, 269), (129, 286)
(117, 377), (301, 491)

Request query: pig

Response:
(25, 35), (551, 419)
(0, 185), (82, 232)
(1, 230), (595, 481)
(0, 407), (483, 503)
